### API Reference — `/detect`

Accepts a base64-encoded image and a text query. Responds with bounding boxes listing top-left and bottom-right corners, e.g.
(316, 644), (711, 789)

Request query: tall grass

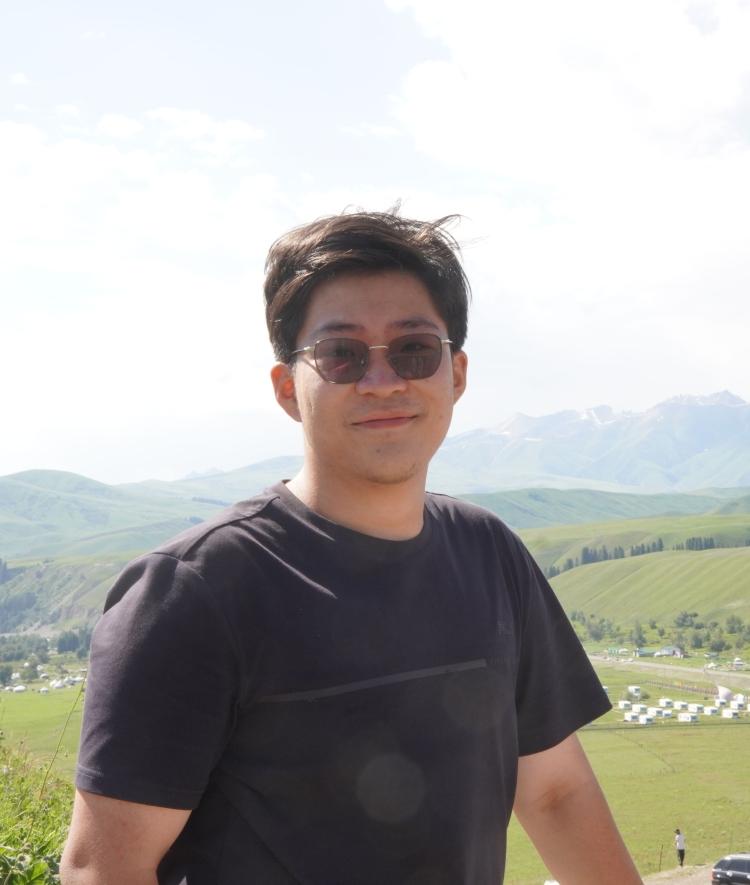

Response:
(0, 741), (73, 884)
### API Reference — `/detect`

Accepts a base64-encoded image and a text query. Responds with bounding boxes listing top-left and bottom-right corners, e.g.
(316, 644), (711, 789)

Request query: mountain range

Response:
(429, 390), (750, 493)
(1, 391), (749, 562)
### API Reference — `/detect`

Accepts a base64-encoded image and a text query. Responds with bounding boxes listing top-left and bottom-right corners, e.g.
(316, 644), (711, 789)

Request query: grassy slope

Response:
(0, 470), (222, 559)
(465, 487), (726, 530)
(520, 512), (750, 571)
(0, 554), (131, 631)
(545, 546), (750, 623)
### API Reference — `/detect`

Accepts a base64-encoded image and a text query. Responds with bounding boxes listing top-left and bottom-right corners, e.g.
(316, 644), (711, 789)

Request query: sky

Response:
(2, 0), (749, 484)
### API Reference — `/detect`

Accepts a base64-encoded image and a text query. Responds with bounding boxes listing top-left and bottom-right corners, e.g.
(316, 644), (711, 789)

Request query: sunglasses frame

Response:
(291, 333), (453, 384)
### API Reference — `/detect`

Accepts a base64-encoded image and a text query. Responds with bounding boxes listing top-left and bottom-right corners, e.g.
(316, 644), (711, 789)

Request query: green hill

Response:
(0, 554), (131, 632)
(520, 512), (750, 572)
(465, 487), (726, 529)
(548, 545), (750, 623)
(0, 469), (220, 559)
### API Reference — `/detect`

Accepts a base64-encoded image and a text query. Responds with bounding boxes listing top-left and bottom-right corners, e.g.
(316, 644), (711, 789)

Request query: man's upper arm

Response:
(513, 735), (641, 884)
(61, 789), (191, 884)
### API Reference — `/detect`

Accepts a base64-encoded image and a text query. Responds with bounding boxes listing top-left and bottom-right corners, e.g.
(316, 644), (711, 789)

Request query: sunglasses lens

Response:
(311, 334), (446, 383)
(387, 333), (444, 380)
(314, 338), (369, 383)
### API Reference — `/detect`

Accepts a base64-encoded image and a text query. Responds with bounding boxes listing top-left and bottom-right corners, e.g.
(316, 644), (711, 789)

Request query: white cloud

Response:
(10, 72), (30, 86)
(341, 122), (401, 138)
(97, 113), (144, 138)
(55, 104), (81, 118)
(146, 107), (265, 161)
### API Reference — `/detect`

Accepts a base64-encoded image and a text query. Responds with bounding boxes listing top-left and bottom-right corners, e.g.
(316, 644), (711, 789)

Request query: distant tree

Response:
(648, 619), (658, 630)
(57, 630), (80, 654)
(657, 626), (666, 638)
(0, 663), (12, 685)
(630, 621), (646, 647)
(710, 637), (729, 653)
(674, 611), (695, 628)
(690, 630), (704, 649)
(726, 615), (744, 634)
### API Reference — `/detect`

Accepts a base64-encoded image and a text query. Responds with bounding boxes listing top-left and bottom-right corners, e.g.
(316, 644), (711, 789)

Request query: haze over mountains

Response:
(2, 392), (749, 633)
(1, 391), (749, 561)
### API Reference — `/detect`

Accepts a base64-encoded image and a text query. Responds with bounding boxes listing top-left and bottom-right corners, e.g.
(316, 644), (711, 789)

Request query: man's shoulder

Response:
(427, 489), (508, 526)
(150, 484), (285, 564)
(426, 490), (520, 546)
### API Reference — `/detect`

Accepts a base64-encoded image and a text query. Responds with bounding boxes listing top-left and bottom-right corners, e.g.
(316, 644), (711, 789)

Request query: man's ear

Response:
(271, 363), (302, 422)
(451, 350), (468, 404)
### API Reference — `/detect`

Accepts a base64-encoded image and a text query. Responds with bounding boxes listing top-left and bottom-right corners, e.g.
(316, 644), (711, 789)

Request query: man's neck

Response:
(285, 466), (427, 541)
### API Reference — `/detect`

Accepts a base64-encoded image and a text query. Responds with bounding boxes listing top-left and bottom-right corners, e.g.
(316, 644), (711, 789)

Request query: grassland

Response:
(521, 512), (750, 573)
(0, 686), (84, 778)
(504, 662), (750, 883)
(549, 546), (750, 623)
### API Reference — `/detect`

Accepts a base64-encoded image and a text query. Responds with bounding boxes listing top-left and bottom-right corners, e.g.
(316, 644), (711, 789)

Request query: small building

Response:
(623, 712), (640, 722)
(674, 701), (689, 710)
(631, 703), (647, 713)
(703, 706), (718, 716)
(647, 707), (662, 717)
(687, 703), (704, 714)
(627, 685), (641, 697)
(677, 712), (697, 723)
(722, 709), (739, 719)
(638, 714), (654, 725)
(658, 698), (673, 708)
(12, 685), (27, 693)
(655, 645), (684, 658)
(729, 700), (745, 711)
(618, 700), (631, 710)
(715, 697), (728, 707)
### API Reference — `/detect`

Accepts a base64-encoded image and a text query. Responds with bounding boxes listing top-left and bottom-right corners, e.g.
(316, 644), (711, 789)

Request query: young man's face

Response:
(272, 270), (467, 489)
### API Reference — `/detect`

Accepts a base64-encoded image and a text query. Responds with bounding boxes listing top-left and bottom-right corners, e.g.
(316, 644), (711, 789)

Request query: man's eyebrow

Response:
(309, 316), (442, 338)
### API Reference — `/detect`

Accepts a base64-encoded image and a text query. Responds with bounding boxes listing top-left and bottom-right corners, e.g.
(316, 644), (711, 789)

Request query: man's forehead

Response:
(307, 315), (442, 339)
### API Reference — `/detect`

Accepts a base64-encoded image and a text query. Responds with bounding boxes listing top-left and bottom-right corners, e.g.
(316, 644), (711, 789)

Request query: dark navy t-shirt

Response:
(76, 482), (610, 884)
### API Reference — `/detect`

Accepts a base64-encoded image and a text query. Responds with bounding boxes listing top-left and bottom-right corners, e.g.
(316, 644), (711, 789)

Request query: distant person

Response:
(675, 828), (686, 866)
(61, 210), (641, 883)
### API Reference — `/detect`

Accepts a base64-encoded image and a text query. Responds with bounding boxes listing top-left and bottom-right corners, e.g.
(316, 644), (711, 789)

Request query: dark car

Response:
(712, 853), (750, 883)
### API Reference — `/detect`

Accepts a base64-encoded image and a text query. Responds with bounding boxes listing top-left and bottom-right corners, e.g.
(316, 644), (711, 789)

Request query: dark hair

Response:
(263, 209), (470, 363)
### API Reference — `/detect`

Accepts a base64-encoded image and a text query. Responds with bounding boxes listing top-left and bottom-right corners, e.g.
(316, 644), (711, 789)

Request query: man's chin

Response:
(359, 461), (421, 486)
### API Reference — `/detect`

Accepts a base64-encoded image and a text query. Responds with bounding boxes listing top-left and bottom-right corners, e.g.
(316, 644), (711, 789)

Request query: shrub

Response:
(0, 743), (73, 883)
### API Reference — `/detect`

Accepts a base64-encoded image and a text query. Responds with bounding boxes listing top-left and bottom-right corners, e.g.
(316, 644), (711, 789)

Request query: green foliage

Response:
(726, 615), (744, 634)
(0, 636), (50, 665)
(0, 745), (73, 884)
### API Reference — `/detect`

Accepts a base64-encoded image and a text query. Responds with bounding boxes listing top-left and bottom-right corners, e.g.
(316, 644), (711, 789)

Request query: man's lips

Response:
(351, 412), (418, 429)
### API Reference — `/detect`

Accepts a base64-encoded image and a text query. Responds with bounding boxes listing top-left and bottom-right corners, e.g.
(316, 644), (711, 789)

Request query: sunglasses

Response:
(291, 333), (453, 384)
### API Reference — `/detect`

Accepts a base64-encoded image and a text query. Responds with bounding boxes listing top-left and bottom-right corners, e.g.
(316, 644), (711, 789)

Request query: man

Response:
(61, 210), (641, 884)
(674, 828), (686, 867)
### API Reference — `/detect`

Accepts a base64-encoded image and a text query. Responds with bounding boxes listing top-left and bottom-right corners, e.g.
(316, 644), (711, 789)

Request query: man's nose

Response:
(354, 345), (408, 395)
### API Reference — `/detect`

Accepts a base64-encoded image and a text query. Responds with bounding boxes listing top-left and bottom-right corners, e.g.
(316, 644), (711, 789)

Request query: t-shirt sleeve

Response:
(510, 537), (611, 756)
(76, 552), (241, 809)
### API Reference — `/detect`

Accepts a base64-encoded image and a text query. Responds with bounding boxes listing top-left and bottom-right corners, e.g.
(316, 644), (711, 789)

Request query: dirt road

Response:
(590, 656), (750, 690)
(643, 863), (709, 883)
